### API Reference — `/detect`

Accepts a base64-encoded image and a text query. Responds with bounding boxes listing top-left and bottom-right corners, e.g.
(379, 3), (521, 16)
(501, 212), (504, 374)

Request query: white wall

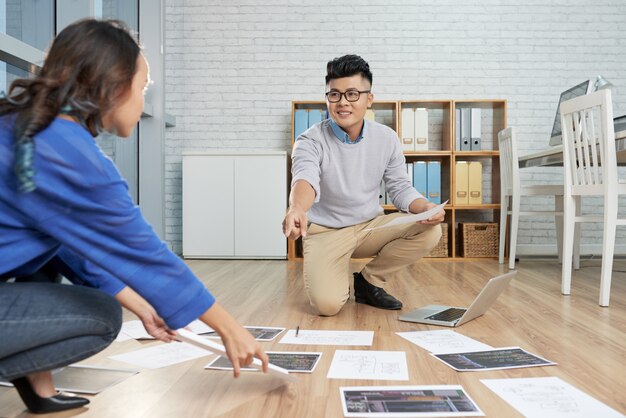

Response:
(164, 0), (626, 256)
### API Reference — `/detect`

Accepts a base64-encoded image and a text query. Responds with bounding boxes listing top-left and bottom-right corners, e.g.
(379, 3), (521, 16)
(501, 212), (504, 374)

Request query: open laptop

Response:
(549, 80), (593, 146)
(398, 271), (516, 327)
(549, 79), (626, 146)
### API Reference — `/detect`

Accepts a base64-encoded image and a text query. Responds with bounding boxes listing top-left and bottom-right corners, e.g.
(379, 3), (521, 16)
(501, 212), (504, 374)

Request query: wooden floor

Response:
(1, 258), (625, 417)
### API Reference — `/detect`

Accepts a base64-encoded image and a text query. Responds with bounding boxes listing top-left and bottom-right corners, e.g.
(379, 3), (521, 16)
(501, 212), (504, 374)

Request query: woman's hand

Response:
(115, 286), (176, 342)
(138, 309), (177, 342)
(199, 302), (269, 378)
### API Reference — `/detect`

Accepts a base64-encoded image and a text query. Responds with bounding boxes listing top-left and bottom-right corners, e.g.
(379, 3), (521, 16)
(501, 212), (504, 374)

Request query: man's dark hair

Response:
(325, 55), (373, 86)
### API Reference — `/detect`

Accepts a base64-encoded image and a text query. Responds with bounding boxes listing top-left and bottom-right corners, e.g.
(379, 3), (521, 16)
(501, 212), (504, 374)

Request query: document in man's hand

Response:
(365, 201), (447, 231)
(176, 329), (296, 382)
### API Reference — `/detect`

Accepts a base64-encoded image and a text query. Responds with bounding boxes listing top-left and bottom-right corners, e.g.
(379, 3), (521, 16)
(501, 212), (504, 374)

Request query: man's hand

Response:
(283, 206), (308, 240)
(409, 198), (445, 225)
(419, 201), (445, 225)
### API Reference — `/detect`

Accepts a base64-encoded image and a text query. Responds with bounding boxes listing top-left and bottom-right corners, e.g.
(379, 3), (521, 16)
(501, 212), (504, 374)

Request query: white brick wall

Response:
(164, 0), (626, 255)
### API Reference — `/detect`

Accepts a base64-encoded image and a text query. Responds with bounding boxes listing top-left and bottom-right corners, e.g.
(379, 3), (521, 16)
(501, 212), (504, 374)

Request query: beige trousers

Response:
(302, 212), (442, 316)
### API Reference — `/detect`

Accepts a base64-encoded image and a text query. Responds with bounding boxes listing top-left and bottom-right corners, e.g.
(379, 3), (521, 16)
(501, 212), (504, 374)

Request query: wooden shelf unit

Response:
(288, 99), (506, 260)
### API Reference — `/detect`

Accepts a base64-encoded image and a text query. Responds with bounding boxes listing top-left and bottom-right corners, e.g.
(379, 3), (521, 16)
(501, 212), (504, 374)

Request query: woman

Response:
(0, 19), (268, 414)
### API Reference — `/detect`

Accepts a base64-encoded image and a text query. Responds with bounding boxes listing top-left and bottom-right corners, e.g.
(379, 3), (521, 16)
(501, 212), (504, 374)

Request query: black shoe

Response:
(353, 272), (402, 310)
(11, 376), (89, 414)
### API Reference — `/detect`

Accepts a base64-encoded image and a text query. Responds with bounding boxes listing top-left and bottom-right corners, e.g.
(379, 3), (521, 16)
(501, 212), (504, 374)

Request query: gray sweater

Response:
(291, 118), (423, 228)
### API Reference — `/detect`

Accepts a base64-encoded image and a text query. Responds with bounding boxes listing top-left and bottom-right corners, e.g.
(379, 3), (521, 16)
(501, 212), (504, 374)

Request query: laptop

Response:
(398, 271), (516, 327)
(549, 80), (593, 146)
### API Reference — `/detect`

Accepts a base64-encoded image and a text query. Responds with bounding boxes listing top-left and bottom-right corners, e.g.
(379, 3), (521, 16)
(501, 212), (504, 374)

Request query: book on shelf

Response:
(427, 161), (441, 204)
(401, 108), (415, 151)
(468, 161), (482, 205)
(414, 108), (429, 150)
(470, 108), (481, 150)
(455, 161), (469, 205)
(460, 108), (471, 150)
(413, 161), (427, 198)
(308, 108), (323, 127)
(294, 109), (308, 141)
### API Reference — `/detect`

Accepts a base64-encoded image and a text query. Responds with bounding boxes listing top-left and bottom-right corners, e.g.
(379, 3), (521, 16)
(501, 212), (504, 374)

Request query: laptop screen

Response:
(550, 80), (590, 145)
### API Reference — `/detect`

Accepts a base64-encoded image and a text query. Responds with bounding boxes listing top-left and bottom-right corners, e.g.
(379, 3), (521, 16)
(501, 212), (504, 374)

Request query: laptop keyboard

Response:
(426, 307), (466, 322)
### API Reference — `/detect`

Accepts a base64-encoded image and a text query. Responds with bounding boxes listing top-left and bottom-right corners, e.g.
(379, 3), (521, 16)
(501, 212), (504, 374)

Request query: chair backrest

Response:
(498, 127), (519, 198)
(560, 89), (616, 194)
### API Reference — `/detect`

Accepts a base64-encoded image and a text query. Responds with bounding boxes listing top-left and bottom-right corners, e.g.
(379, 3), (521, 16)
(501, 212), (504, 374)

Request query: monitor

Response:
(549, 80), (593, 146)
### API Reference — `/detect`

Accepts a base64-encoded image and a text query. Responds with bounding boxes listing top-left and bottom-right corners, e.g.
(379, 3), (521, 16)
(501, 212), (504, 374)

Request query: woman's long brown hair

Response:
(0, 19), (141, 192)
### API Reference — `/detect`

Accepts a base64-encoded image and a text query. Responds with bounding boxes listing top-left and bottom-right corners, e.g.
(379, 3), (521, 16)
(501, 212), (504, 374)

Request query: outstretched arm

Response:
(198, 303), (269, 378)
(282, 180), (315, 240)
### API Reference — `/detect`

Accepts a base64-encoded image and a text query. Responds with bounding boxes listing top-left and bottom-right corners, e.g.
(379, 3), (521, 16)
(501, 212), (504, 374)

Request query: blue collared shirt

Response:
(329, 118), (365, 144)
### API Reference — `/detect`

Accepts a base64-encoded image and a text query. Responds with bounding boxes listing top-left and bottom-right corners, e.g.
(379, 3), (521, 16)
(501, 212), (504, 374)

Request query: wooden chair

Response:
(560, 89), (626, 306)
(498, 127), (580, 269)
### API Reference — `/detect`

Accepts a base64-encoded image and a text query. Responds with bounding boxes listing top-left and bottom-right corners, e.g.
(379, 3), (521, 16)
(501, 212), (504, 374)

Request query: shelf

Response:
(454, 151), (500, 157)
(454, 204), (501, 210)
(404, 151), (452, 157)
(289, 98), (507, 260)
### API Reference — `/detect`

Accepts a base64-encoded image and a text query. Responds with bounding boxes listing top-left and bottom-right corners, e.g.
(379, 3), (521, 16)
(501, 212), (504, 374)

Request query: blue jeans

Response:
(0, 282), (121, 380)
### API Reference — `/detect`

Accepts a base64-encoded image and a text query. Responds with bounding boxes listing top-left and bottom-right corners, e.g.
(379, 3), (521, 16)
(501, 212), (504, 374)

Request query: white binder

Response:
(414, 108), (429, 150)
(401, 108), (415, 151)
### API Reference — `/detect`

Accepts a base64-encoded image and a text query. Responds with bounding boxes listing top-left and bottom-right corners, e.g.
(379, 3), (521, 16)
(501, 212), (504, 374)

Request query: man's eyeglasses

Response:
(325, 89), (371, 103)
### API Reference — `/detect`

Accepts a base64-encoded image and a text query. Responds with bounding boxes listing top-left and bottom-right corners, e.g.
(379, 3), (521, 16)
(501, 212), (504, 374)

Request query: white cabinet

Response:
(183, 151), (287, 259)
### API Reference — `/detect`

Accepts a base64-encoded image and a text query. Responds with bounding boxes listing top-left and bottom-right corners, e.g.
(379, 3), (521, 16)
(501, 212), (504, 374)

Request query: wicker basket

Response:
(426, 223), (449, 258)
(459, 222), (499, 258)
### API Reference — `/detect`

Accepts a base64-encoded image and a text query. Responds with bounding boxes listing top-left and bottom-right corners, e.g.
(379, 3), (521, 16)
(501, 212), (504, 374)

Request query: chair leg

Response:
(599, 194), (618, 307)
(508, 194), (520, 270)
(573, 196), (581, 270)
(555, 195), (564, 263)
(499, 195), (509, 265)
(561, 194), (576, 296)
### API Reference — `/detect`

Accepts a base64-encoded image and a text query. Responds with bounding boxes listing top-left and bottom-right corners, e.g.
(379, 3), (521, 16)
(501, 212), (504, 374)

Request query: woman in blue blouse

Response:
(0, 19), (268, 414)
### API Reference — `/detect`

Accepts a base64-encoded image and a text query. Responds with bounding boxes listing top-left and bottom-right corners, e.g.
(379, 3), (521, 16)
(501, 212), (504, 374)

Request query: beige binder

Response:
(468, 161), (483, 205)
(401, 108), (415, 151)
(455, 161), (469, 205)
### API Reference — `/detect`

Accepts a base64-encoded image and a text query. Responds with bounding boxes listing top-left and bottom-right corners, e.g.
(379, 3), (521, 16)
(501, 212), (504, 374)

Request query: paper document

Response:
(327, 350), (408, 381)
(481, 377), (623, 418)
(206, 352), (322, 373)
(176, 329), (295, 382)
(109, 341), (211, 369)
(340, 385), (484, 417)
(203, 326), (285, 341)
(279, 329), (374, 346)
(366, 201), (447, 231)
(117, 319), (213, 340)
(396, 330), (493, 354)
(433, 347), (556, 372)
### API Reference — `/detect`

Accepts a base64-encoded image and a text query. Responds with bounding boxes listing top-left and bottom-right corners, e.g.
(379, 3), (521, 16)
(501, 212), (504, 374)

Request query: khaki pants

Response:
(303, 213), (442, 316)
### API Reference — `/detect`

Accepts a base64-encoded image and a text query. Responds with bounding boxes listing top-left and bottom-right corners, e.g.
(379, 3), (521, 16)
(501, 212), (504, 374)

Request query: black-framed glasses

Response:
(325, 89), (371, 103)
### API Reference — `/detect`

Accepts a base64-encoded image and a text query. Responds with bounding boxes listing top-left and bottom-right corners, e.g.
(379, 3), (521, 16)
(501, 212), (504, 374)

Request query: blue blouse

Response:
(0, 116), (215, 329)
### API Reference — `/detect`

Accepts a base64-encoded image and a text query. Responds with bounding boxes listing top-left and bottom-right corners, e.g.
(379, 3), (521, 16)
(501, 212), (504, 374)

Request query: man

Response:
(283, 54), (444, 316)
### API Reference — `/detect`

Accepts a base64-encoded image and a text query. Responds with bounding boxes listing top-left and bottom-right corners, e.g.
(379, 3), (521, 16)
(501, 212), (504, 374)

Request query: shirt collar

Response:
(329, 118), (365, 144)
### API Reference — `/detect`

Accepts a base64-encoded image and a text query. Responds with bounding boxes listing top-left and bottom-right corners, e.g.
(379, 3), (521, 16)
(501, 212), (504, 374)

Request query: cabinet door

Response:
(234, 155), (286, 258)
(183, 156), (234, 257)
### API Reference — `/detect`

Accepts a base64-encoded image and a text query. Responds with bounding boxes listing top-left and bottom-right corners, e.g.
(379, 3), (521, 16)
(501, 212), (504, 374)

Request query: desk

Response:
(519, 132), (626, 168)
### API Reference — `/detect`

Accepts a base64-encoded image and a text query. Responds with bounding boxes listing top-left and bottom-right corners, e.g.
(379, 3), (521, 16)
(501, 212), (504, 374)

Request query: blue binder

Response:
(427, 161), (441, 204)
(308, 109), (323, 127)
(413, 161), (428, 198)
(294, 109), (308, 141)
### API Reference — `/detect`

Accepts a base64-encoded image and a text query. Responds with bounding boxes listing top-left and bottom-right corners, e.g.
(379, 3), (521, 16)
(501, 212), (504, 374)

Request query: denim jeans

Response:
(0, 282), (121, 380)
